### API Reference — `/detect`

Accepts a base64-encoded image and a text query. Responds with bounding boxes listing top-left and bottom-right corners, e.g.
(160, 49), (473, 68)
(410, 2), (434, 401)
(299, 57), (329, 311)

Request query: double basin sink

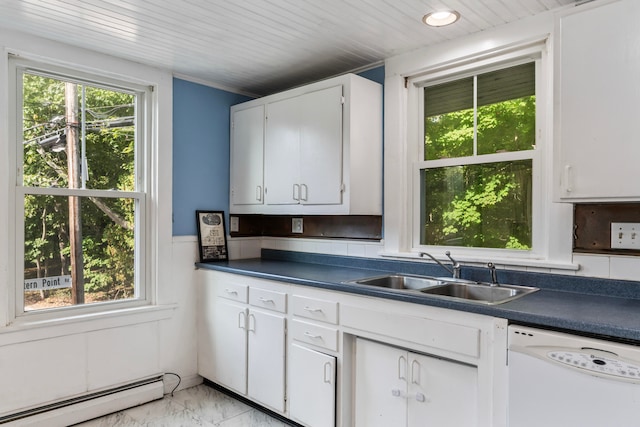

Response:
(344, 274), (538, 305)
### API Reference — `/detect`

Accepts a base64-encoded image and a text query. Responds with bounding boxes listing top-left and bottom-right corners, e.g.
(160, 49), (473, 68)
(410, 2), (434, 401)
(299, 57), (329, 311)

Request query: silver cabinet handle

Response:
(225, 288), (238, 295)
(564, 164), (573, 193)
(256, 185), (262, 201)
(300, 183), (308, 201)
(293, 183), (300, 201)
(248, 313), (256, 332)
(411, 360), (420, 385)
(323, 362), (333, 384)
(398, 355), (407, 380)
(238, 311), (246, 329)
(303, 306), (323, 313)
(259, 297), (274, 304)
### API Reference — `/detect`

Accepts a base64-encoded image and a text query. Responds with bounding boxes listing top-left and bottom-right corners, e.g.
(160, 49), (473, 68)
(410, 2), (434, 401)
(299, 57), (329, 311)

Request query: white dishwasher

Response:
(508, 325), (640, 427)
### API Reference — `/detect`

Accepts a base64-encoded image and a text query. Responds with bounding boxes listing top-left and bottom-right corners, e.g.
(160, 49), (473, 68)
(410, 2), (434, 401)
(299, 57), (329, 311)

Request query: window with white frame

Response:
(12, 58), (151, 315)
(413, 59), (540, 253)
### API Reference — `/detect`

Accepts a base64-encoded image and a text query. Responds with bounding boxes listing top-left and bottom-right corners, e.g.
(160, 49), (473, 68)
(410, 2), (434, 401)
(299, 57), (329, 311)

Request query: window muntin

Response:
(16, 63), (147, 314)
(418, 62), (536, 250)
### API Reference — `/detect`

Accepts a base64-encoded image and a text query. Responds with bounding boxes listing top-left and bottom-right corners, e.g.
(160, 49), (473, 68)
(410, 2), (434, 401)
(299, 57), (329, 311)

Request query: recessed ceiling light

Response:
(422, 10), (460, 27)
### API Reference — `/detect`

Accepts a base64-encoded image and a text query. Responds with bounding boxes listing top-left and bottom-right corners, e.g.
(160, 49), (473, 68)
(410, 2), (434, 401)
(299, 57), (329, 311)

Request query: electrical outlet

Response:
(611, 222), (640, 249)
(230, 216), (239, 232)
(292, 218), (303, 234)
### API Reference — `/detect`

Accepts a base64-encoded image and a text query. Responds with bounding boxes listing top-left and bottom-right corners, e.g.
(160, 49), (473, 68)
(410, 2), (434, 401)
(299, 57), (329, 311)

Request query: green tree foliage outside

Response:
(22, 73), (136, 309)
(422, 94), (535, 249)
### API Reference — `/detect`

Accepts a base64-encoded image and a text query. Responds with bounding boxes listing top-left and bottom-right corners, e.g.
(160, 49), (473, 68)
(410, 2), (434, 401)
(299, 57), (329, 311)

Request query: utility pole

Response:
(66, 83), (84, 304)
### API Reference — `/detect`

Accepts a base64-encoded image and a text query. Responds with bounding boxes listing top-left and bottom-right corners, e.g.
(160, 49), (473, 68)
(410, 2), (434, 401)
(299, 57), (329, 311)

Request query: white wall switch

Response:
(230, 216), (239, 232)
(292, 218), (303, 234)
(611, 222), (640, 249)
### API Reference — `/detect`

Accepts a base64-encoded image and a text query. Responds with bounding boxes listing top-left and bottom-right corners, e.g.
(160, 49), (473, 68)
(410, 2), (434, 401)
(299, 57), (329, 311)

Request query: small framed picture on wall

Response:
(196, 210), (228, 262)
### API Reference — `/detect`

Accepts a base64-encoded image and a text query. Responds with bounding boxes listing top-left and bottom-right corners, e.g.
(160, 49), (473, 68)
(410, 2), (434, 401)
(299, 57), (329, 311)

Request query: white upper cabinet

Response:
(265, 85), (344, 207)
(230, 105), (265, 206)
(230, 73), (382, 215)
(555, 0), (640, 201)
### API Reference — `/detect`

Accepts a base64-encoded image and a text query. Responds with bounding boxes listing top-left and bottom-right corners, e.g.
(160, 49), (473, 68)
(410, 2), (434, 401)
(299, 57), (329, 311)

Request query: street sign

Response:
(24, 275), (72, 291)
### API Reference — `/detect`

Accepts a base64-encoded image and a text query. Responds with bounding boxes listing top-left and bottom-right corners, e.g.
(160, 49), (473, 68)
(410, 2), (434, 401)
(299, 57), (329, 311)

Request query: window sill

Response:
(379, 251), (579, 272)
(0, 304), (177, 347)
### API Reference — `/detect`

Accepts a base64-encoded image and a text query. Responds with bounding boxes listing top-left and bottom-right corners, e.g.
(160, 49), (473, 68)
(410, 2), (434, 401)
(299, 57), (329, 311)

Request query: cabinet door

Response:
(408, 353), (478, 426)
(197, 278), (217, 381)
(231, 105), (264, 205)
(265, 97), (301, 205)
(211, 299), (247, 395)
(355, 338), (407, 427)
(247, 309), (286, 412)
(289, 343), (336, 427)
(298, 85), (343, 205)
(557, 0), (640, 200)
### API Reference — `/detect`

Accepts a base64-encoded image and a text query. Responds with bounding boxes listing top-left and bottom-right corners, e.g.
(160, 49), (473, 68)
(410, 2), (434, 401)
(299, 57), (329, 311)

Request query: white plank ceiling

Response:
(0, 0), (580, 96)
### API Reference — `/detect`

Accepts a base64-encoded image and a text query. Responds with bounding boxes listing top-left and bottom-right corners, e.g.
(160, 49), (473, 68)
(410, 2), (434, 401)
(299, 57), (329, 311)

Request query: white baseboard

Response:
(2, 376), (164, 427)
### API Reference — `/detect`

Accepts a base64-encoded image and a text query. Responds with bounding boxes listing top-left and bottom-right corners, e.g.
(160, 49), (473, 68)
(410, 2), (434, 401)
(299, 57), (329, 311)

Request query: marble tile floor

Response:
(74, 384), (295, 427)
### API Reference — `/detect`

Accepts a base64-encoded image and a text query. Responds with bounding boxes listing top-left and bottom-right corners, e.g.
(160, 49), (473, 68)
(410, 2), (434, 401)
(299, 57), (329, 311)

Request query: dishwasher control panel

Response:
(548, 350), (640, 380)
(509, 325), (640, 384)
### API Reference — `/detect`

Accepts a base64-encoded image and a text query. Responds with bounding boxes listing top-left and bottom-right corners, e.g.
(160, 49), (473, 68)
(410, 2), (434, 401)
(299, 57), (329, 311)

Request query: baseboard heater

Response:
(0, 374), (164, 426)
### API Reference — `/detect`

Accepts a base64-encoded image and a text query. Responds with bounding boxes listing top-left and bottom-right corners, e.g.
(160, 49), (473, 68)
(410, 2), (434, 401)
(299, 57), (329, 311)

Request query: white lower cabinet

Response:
(198, 274), (287, 413)
(210, 301), (286, 412)
(209, 299), (248, 395)
(247, 308), (286, 412)
(355, 338), (478, 427)
(289, 343), (336, 427)
(198, 271), (507, 427)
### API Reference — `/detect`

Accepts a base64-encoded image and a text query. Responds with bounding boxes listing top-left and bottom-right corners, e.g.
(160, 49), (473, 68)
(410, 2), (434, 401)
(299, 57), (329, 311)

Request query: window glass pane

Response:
(23, 194), (136, 311)
(22, 72), (136, 190)
(477, 63), (536, 154)
(424, 77), (474, 160)
(420, 160), (532, 249)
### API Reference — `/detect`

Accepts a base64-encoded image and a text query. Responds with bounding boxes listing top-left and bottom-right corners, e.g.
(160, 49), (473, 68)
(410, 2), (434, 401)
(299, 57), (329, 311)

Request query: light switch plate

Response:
(292, 218), (303, 234)
(611, 222), (640, 249)
(230, 216), (239, 233)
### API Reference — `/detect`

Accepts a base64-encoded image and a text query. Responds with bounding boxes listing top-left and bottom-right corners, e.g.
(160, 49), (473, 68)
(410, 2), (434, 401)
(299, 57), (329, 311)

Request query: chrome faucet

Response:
(487, 262), (499, 286)
(419, 251), (461, 279)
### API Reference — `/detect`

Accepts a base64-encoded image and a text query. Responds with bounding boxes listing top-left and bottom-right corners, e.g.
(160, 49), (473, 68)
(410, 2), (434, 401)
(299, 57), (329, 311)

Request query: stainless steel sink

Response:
(419, 282), (538, 305)
(347, 274), (444, 290)
(345, 274), (538, 305)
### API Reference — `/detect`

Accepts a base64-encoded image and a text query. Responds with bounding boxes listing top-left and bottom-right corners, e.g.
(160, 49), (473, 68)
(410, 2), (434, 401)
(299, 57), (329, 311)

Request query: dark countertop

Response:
(197, 252), (640, 343)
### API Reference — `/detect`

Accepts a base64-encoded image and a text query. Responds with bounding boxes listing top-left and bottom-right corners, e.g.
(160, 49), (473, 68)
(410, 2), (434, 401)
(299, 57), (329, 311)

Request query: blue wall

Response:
(172, 78), (251, 236)
(358, 66), (385, 86)
(172, 67), (384, 236)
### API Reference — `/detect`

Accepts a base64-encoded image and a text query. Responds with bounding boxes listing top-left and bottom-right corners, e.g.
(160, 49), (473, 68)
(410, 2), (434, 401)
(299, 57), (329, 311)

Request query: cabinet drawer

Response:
(249, 287), (287, 313)
(291, 295), (338, 324)
(216, 282), (248, 303)
(291, 319), (338, 352)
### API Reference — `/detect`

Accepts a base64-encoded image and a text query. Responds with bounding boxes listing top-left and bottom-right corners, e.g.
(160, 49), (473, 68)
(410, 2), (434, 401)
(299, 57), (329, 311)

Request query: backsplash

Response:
(574, 203), (640, 254)
(229, 214), (382, 240)
(227, 236), (640, 282)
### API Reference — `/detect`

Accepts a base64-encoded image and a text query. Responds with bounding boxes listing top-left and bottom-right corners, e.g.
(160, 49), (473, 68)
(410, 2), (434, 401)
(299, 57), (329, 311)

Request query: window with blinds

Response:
(418, 62), (536, 250)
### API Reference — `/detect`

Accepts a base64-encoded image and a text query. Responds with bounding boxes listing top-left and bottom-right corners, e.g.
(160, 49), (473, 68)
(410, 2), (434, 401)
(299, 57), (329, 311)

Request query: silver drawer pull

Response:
(303, 306), (323, 313)
(304, 331), (323, 340)
(225, 288), (238, 295)
(259, 297), (275, 304)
